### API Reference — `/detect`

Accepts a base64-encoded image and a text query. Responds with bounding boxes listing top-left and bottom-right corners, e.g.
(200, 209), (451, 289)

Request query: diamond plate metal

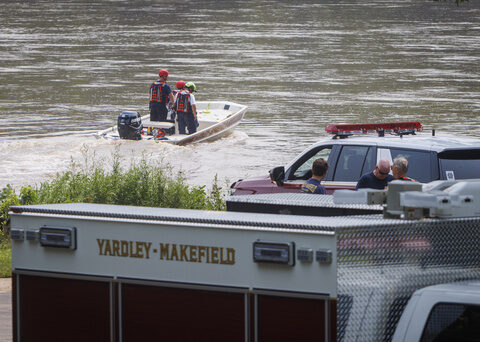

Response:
(336, 218), (480, 342)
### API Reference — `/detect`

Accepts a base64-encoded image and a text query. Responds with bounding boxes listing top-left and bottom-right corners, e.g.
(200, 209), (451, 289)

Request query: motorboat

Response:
(95, 101), (247, 146)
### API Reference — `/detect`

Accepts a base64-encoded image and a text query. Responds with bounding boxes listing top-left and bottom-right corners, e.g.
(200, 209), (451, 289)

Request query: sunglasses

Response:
(376, 166), (389, 176)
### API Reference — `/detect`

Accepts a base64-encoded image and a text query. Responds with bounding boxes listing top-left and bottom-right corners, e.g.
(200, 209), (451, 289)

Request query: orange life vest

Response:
(175, 90), (192, 113)
(150, 80), (165, 103)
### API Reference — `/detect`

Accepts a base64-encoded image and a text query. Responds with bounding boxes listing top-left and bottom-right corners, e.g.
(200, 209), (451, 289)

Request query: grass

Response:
(0, 233), (10, 278)
(0, 145), (230, 278)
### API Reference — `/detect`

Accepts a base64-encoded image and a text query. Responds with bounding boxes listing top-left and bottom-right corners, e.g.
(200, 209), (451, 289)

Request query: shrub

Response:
(0, 146), (230, 278)
(1, 145), (228, 232)
(0, 185), (20, 234)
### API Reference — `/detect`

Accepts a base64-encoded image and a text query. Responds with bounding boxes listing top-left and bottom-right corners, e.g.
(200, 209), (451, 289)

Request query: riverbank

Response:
(0, 281), (12, 342)
(0, 278), (10, 292)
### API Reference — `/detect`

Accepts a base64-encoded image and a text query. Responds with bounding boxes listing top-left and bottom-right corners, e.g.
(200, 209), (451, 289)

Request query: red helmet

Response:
(176, 80), (186, 89)
(158, 69), (169, 77)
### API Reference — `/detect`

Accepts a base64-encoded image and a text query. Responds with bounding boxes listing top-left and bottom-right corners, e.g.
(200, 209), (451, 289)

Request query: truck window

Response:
(291, 146), (332, 180)
(362, 146), (376, 176)
(333, 145), (369, 182)
(438, 149), (480, 180)
(421, 303), (480, 342)
(439, 159), (480, 180)
(389, 148), (431, 183)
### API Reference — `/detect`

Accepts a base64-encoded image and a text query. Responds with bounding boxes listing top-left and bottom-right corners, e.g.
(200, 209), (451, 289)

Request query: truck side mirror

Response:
(269, 166), (285, 186)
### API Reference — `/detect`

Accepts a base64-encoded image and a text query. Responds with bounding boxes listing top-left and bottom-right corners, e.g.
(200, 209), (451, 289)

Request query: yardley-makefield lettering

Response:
(97, 239), (152, 259)
(159, 243), (235, 265)
(96, 239), (236, 265)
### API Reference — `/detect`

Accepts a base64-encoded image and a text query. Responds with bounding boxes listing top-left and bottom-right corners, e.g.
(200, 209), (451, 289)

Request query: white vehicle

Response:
(8, 181), (480, 341)
(393, 281), (480, 342)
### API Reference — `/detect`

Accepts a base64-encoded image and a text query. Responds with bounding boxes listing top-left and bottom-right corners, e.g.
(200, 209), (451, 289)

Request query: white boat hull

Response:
(95, 101), (247, 145)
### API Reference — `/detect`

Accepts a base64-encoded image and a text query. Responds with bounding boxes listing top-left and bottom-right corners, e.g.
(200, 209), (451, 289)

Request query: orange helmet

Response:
(176, 80), (186, 89)
(158, 69), (169, 77)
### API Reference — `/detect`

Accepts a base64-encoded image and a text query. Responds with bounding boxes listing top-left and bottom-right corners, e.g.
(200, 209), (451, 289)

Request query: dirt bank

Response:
(0, 278), (11, 292)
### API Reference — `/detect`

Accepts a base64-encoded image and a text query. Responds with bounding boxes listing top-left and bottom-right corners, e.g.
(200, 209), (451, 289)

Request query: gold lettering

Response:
(171, 244), (179, 261)
(104, 240), (112, 256)
(159, 243), (169, 260)
(212, 247), (219, 264)
(220, 247), (225, 264)
(190, 245), (197, 262)
(144, 242), (152, 259)
(133, 241), (143, 258)
(180, 244), (188, 261)
(226, 248), (235, 265)
(112, 240), (120, 257)
(198, 246), (206, 263)
(98, 239), (235, 265)
(97, 239), (105, 255)
(121, 240), (129, 257)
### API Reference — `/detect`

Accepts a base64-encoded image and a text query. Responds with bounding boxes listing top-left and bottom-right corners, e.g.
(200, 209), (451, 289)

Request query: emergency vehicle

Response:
(230, 122), (480, 195)
(8, 180), (480, 341)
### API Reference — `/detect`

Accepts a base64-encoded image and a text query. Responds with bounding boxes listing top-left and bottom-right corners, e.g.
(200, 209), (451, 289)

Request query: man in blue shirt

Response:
(301, 158), (329, 194)
(149, 69), (175, 122)
(356, 158), (394, 190)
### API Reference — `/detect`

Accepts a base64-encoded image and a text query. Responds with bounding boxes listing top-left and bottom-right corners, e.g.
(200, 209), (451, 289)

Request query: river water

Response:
(1, 0), (479, 191)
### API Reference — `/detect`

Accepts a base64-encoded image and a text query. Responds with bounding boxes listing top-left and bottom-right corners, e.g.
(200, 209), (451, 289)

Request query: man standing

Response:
(356, 158), (394, 190)
(175, 82), (197, 135)
(300, 158), (329, 194)
(149, 69), (175, 122)
(391, 157), (416, 181)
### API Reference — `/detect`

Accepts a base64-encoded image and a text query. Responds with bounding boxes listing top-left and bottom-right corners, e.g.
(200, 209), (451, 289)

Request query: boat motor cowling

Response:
(117, 111), (142, 140)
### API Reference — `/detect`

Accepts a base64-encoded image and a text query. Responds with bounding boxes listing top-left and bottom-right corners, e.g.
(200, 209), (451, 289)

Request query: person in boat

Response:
(174, 82), (198, 135)
(356, 158), (394, 190)
(149, 69), (175, 122)
(391, 156), (416, 181)
(300, 158), (329, 194)
(173, 80), (186, 97)
(166, 80), (186, 123)
(186, 82), (200, 130)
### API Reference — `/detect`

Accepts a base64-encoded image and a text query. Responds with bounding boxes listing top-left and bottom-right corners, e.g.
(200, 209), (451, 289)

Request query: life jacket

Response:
(150, 80), (166, 103)
(175, 90), (192, 113)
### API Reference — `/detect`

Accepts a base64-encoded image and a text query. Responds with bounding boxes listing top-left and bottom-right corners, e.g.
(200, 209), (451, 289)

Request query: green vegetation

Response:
(0, 232), (10, 278)
(0, 146), (229, 278)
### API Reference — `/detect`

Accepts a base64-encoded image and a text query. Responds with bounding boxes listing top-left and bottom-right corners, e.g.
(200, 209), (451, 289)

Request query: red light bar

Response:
(326, 122), (422, 135)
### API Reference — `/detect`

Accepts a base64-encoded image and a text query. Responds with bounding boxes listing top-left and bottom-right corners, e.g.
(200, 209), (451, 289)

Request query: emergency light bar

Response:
(326, 122), (422, 137)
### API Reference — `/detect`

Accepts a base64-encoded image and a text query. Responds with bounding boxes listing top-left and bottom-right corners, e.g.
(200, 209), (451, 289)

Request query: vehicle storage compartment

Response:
(256, 293), (330, 341)
(120, 281), (247, 341)
(9, 203), (337, 342)
(14, 273), (113, 342)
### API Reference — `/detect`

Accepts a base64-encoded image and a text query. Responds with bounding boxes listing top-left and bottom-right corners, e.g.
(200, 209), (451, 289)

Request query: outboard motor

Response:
(117, 111), (142, 140)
